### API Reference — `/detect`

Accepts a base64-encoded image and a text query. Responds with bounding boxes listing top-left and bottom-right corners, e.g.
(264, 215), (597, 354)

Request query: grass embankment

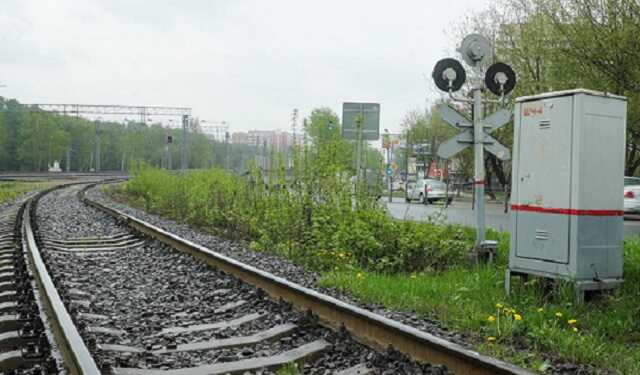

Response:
(0, 181), (50, 204)
(321, 242), (640, 373)
(112, 167), (640, 374)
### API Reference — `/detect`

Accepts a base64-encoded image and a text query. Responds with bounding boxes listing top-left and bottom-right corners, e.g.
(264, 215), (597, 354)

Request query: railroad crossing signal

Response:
(437, 104), (511, 161)
(432, 33), (517, 264)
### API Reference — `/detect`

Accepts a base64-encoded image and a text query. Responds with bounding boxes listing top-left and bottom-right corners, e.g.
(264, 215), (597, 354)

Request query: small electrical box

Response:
(506, 89), (627, 300)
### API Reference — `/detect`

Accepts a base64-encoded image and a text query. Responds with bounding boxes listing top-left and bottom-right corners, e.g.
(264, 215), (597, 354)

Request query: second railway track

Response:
(8, 180), (533, 374)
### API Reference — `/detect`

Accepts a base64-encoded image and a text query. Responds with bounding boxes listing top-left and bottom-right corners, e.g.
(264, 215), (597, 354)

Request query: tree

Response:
(0, 111), (8, 170)
(0, 97), (260, 173)
(455, 0), (640, 176)
(540, 0), (640, 174)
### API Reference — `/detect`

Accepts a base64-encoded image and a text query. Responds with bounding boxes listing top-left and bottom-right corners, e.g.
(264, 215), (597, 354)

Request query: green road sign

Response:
(341, 102), (380, 140)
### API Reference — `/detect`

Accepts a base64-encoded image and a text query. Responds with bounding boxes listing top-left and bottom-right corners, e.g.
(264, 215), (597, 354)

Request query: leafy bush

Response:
(0, 182), (48, 204)
(120, 113), (474, 275)
(120, 162), (474, 274)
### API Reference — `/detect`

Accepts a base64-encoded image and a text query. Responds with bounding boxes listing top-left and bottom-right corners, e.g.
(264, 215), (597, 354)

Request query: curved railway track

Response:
(5, 181), (533, 374)
(0, 189), (69, 374)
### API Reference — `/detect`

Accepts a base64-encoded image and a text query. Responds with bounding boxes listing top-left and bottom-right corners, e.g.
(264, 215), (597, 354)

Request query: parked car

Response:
(392, 180), (405, 192)
(406, 178), (453, 204)
(624, 176), (640, 214)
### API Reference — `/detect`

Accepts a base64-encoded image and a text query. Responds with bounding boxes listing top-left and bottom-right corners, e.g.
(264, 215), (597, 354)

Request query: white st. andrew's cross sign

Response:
(437, 104), (511, 161)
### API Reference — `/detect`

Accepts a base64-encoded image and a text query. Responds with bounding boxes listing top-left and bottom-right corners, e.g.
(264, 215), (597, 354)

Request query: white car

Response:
(406, 178), (453, 204)
(624, 176), (640, 214)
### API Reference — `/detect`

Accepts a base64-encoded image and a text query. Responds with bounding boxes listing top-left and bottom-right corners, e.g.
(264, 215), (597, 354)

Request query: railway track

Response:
(4, 181), (533, 374)
(0, 192), (59, 374)
(0, 173), (128, 182)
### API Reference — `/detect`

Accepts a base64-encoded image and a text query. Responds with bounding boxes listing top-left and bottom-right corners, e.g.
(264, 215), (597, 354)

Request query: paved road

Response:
(384, 197), (640, 238)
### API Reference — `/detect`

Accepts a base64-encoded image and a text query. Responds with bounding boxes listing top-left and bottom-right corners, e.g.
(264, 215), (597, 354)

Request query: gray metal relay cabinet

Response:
(506, 89), (627, 300)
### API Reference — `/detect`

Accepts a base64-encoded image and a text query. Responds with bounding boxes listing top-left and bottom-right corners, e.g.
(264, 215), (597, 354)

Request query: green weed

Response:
(116, 163), (474, 274)
(320, 238), (640, 374)
(277, 362), (300, 375)
(0, 181), (48, 203)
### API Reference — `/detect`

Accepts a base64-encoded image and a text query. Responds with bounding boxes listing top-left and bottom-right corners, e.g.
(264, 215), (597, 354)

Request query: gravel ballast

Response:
(33, 183), (449, 374)
(86, 185), (470, 345)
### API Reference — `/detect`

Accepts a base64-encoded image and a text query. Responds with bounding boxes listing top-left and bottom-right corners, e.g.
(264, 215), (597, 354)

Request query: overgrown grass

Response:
(320, 237), (640, 374)
(277, 363), (300, 375)
(117, 165), (475, 273)
(0, 181), (48, 203)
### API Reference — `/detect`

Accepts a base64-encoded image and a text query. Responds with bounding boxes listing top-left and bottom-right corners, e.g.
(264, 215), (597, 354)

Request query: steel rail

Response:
(0, 172), (129, 181)
(22, 184), (103, 374)
(80, 185), (533, 375)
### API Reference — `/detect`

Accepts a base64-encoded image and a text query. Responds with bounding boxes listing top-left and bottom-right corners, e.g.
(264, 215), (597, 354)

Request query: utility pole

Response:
(66, 148), (71, 172)
(254, 135), (260, 173)
(181, 115), (188, 172)
(355, 114), (363, 198)
(165, 132), (173, 170)
(404, 135), (410, 199)
(383, 129), (393, 203)
(94, 120), (101, 173)
(225, 131), (230, 171)
(263, 139), (268, 183)
(291, 109), (298, 167)
(388, 148), (393, 203)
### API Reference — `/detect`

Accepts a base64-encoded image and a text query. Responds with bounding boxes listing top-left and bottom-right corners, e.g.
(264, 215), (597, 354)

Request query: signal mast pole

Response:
(433, 34), (516, 263)
(473, 87), (486, 245)
(181, 115), (188, 172)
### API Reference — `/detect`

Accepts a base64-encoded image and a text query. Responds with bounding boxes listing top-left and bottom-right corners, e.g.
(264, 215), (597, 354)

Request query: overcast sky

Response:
(1, 0), (488, 133)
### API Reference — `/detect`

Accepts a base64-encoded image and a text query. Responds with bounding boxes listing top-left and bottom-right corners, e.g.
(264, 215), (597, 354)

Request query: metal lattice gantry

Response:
(200, 120), (229, 142)
(24, 103), (193, 173)
(24, 103), (191, 123)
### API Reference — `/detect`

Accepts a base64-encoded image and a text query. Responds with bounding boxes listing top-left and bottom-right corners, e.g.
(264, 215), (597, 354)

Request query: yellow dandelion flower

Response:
(487, 315), (496, 323)
(356, 272), (364, 279)
(555, 312), (563, 318)
(568, 319), (577, 325)
(537, 307), (544, 313)
(487, 336), (496, 342)
(496, 303), (503, 309)
(514, 314), (523, 321)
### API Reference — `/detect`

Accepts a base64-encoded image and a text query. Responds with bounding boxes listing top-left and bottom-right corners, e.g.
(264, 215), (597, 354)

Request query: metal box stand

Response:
(506, 89), (627, 302)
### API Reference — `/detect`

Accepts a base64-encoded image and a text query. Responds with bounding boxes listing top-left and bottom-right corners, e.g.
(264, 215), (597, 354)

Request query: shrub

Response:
(120, 162), (474, 274)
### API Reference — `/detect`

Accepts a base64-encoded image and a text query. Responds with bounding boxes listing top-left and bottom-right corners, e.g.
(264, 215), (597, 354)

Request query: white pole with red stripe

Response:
(473, 88), (486, 248)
